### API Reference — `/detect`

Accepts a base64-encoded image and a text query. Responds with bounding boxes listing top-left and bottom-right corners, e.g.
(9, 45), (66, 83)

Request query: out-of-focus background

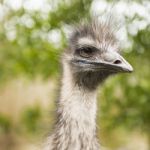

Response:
(0, 0), (150, 150)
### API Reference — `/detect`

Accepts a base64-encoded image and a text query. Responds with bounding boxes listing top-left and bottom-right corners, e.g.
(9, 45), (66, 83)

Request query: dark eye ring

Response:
(77, 47), (98, 58)
(80, 48), (93, 58)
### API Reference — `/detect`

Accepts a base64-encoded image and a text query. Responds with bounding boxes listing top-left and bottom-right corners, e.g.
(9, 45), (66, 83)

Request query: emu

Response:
(43, 19), (133, 150)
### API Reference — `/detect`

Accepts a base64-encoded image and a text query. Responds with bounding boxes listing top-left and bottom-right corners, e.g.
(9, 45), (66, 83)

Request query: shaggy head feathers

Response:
(68, 18), (119, 53)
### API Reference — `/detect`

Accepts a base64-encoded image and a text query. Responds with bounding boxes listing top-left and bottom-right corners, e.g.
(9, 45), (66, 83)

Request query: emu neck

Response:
(52, 62), (100, 150)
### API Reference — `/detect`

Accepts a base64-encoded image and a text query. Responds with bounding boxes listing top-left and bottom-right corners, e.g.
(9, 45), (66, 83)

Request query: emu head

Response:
(64, 19), (133, 90)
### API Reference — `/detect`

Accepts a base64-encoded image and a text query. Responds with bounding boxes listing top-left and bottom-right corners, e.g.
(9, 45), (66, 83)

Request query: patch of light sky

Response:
(2, 0), (150, 49)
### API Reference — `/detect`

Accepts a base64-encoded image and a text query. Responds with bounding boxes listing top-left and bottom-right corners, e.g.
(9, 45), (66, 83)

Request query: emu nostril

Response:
(113, 60), (122, 64)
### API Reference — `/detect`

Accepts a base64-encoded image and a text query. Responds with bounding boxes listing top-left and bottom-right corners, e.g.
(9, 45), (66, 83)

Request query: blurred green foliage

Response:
(21, 105), (42, 134)
(0, 114), (11, 133)
(0, 0), (150, 149)
(0, 0), (92, 81)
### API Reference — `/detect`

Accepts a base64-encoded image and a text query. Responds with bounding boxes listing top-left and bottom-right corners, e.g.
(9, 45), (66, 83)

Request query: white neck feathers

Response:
(49, 62), (100, 150)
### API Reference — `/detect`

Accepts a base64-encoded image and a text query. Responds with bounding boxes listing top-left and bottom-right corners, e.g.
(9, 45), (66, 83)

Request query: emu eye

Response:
(77, 47), (98, 58)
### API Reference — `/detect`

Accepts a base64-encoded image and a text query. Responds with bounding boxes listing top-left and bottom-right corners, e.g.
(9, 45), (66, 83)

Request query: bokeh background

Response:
(0, 0), (150, 150)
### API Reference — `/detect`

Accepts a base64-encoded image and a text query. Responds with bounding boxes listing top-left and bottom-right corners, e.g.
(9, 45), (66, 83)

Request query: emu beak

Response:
(71, 52), (133, 73)
(101, 52), (133, 73)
